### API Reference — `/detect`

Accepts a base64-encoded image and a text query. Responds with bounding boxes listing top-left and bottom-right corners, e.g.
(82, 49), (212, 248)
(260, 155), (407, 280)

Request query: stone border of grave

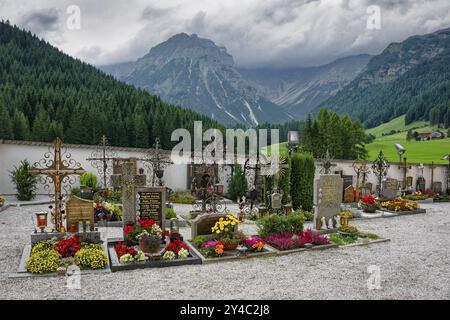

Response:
(264, 243), (338, 256)
(186, 240), (278, 264)
(12, 241), (111, 278)
(107, 238), (202, 272)
(336, 237), (390, 248)
(379, 208), (426, 216)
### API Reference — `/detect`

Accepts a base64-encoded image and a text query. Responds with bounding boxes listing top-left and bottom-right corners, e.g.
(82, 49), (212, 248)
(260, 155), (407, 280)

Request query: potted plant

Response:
(360, 195), (378, 213)
(0, 196), (5, 207)
(338, 225), (359, 238)
(211, 215), (242, 250)
(136, 230), (161, 254)
(79, 172), (98, 200)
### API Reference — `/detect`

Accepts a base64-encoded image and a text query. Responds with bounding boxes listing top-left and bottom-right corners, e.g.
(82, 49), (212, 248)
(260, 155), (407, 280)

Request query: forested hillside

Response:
(319, 28), (450, 129)
(0, 21), (222, 149)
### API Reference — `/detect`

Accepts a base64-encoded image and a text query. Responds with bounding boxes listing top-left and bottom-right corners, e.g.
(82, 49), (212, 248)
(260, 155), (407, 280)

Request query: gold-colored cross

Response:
(31, 138), (85, 231)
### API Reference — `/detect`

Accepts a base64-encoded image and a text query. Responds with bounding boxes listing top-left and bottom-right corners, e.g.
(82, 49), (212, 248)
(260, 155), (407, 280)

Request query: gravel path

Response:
(0, 203), (449, 300)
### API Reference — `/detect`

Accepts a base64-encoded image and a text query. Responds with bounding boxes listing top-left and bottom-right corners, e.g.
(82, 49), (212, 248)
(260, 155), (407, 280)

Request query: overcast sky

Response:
(1, 0), (450, 68)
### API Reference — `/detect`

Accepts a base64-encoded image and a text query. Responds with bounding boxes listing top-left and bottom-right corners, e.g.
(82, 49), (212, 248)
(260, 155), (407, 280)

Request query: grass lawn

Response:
(366, 115), (449, 164)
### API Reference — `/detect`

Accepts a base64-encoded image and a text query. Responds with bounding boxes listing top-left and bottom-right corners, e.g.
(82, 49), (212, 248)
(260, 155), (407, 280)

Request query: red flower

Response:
(165, 239), (189, 254)
(55, 236), (81, 257)
(361, 195), (376, 205)
(123, 225), (135, 235)
(138, 218), (156, 228)
(114, 241), (127, 258)
(127, 247), (137, 257)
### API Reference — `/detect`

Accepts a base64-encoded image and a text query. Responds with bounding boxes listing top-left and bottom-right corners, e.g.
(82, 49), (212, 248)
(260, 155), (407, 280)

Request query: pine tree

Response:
(227, 165), (247, 202)
(31, 107), (51, 142)
(13, 111), (30, 140)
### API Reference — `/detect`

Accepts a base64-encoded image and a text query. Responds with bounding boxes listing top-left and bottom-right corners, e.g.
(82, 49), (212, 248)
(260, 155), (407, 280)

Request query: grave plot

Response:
(187, 214), (276, 263)
(328, 231), (390, 248)
(378, 198), (426, 215)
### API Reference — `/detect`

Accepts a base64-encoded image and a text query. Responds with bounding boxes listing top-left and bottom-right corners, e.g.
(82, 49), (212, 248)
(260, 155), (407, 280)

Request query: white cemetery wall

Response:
(0, 140), (187, 195)
(321, 159), (448, 193)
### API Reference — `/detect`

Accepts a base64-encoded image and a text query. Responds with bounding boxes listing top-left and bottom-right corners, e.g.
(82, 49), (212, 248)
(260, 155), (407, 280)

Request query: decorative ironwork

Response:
(318, 150), (336, 174)
(352, 160), (371, 198)
(371, 151), (390, 197)
(86, 135), (117, 188)
(141, 138), (172, 186)
(31, 138), (86, 231)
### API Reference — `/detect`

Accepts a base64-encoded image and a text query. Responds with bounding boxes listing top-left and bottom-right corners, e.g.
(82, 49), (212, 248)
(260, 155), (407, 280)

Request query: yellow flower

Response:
(216, 230), (220, 234)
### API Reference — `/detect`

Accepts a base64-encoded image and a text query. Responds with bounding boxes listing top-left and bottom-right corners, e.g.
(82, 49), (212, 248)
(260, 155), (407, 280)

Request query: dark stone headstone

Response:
(136, 187), (166, 230)
(416, 177), (426, 192)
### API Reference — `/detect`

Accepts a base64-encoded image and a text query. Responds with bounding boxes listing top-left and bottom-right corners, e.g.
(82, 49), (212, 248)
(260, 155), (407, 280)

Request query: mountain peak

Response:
(142, 32), (234, 67)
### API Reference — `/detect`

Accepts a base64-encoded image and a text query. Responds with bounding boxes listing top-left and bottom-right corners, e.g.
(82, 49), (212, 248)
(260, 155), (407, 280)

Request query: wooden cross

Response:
(31, 137), (85, 232)
(111, 162), (146, 225)
(352, 161), (371, 199)
(398, 157), (411, 189)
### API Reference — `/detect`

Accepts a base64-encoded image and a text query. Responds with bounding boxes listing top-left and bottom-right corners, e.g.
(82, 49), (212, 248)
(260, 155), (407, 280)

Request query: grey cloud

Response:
(19, 8), (60, 36)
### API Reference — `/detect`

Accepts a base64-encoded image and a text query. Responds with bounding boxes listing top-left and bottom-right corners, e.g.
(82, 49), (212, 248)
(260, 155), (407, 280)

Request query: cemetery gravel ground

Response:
(0, 203), (449, 300)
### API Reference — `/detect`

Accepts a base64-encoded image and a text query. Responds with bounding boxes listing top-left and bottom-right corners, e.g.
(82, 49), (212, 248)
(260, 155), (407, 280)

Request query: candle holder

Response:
(35, 211), (48, 233)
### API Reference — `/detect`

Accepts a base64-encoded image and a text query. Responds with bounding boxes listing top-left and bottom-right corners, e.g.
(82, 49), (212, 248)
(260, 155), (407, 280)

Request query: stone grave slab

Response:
(190, 213), (232, 240)
(314, 174), (343, 230)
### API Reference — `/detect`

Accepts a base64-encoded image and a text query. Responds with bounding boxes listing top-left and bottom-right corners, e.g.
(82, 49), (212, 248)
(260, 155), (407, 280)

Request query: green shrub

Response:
(169, 191), (195, 204)
(227, 164), (247, 202)
(74, 248), (108, 269)
(107, 189), (122, 203)
(80, 172), (98, 190)
(9, 160), (38, 201)
(165, 207), (176, 219)
(329, 233), (356, 246)
(26, 249), (60, 273)
(257, 212), (305, 238)
(367, 233), (380, 240)
(294, 209), (314, 222)
(290, 152), (315, 211)
(192, 235), (210, 248)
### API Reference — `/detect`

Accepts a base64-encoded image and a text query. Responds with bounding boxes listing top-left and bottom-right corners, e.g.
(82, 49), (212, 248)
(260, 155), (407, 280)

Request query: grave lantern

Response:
(287, 131), (299, 154)
(35, 211), (48, 233)
(169, 218), (181, 240)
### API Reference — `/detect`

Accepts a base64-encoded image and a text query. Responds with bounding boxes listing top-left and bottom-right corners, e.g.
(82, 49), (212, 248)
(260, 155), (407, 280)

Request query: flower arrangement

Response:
(74, 247), (108, 269)
(380, 197), (418, 212)
(55, 236), (81, 257)
(94, 201), (122, 221)
(339, 225), (359, 234)
(200, 241), (225, 257)
(27, 238), (107, 273)
(265, 229), (330, 251)
(163, 239), (190, 259)
(404, 191), (432, 201)
(243, 236), (265, 252)
(359, 195), (379, 212)
(123, 218), (163, 244)
(114, 241), (147, 263)
(211, 215), (239, 236)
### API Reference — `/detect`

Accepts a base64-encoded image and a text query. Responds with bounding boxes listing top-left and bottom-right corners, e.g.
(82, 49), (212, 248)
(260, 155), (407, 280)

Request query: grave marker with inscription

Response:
(136, 187), (166, 230)
(314, 174), (343, 230)
(191, 213), (233, 240)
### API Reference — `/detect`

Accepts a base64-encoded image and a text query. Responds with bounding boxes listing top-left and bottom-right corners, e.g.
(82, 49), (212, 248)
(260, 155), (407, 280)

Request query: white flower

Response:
(135, 251), (148, 262)
(119, 253), (134, 264)
(162, 250), (176, 260)
(177, 248), (189, 259)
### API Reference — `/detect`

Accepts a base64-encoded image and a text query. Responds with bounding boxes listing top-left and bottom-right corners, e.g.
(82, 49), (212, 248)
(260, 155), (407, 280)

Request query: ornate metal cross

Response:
(86, 135), (117, 189)
(31, 137), (85, 232)
(371, 150), (390, 197)
(318, 150), (337, 174)
(140, 138), (172, 186)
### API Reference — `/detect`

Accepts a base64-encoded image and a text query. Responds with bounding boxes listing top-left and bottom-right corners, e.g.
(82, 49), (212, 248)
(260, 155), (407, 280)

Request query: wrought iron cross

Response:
(31, 138), (85, 231)
(352, 160), (371, 198)
(372, 150), (390, 197)
(140, 138), (172, 186)
(86, 135), (117, 189)
(318, 150), (337, 174)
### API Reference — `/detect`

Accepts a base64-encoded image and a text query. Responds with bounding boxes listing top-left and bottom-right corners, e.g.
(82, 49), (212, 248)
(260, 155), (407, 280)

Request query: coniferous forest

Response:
(0, 21), (222, 149)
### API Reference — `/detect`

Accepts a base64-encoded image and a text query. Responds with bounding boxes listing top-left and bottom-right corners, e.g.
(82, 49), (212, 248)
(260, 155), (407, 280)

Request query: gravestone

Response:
(271, 192), (282, 210)
(314, 174), (343, 230)
(136, 187), (166, 230)
(191, 213), (232, 240)
(416, 177), (426, 192)
(111, 162), (146, 227)
(432, 181), (442, 194)
(381, 178), (399, 200)
(343, 185), (355, 203)
(65, 195), (95, 232)
(406, 176), (413, 188)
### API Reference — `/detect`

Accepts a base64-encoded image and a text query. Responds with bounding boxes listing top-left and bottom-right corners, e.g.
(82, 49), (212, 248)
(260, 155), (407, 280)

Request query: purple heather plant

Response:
(265, 229), (330, 250)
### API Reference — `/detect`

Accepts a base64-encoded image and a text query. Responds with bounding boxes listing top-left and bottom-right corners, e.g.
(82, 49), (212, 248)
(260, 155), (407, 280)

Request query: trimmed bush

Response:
(80, 172), (98, 190)
(257, 212), (305, 238)
(227, 164), (247, 202)
(290, 152), (315, 211)
(165, 207), (176, 219)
